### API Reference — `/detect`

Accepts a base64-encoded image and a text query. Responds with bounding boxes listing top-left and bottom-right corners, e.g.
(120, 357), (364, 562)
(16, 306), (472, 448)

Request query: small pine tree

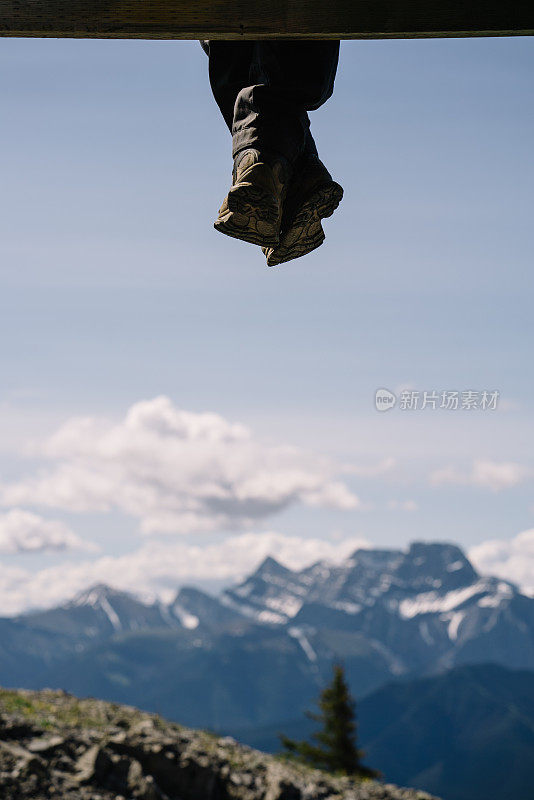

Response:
(280, 664), (378, 778)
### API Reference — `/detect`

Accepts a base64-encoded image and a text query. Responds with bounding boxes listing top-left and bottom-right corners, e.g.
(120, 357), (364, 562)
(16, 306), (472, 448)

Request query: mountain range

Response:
(2, 541), (533, 719)
(1, 540), (533, 799)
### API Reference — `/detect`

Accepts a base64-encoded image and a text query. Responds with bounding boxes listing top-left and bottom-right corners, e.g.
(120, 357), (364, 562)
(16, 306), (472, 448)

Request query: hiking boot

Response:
(262, 156), (343, 266)
(214, 149), (291, 247)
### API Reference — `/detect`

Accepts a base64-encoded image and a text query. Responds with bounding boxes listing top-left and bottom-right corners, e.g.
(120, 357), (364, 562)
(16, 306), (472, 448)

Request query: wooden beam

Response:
(0, 0), (533, 40)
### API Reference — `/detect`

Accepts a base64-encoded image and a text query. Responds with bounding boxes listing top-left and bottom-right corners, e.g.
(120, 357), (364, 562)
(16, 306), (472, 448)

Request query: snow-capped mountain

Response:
(222, 555), (312, 624)
(17, 583), (174, 642)
(222, 542), (534, 674)
(224, 542), (482, 624)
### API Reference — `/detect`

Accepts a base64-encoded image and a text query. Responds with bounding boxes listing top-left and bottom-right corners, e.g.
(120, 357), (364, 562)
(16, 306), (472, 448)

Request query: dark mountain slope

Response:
(226, 664), (534, 800)
(359, 663), (534, 800)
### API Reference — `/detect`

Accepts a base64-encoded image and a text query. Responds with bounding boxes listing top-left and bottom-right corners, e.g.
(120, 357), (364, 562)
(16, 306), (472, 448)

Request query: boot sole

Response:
(265, 181), (343, 266)
(214, 182), (280, 247)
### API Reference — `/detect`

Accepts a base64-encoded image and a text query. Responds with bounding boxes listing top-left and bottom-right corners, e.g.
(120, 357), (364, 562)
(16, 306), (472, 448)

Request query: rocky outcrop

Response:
(0, 688), (439, 800)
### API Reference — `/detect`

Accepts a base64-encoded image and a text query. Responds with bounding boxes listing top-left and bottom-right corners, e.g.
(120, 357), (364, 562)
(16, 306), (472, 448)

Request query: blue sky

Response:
(0, 37), (533, 612)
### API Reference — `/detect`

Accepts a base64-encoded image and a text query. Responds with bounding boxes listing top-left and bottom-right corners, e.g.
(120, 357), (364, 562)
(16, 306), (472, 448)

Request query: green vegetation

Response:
(0, 688), (141, 732)
(280, 664), (379, 778)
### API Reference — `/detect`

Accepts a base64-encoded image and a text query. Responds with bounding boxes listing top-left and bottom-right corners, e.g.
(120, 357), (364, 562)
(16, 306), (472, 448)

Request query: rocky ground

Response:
(0, 688), (439, 800)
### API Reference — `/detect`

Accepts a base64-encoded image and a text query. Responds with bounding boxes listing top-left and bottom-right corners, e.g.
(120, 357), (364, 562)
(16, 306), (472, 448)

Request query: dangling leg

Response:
(204, 40), (342, 253)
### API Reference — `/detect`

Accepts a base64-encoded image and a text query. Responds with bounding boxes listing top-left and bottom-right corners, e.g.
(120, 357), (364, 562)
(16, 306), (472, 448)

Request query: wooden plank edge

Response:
(0, 29), (533, 39)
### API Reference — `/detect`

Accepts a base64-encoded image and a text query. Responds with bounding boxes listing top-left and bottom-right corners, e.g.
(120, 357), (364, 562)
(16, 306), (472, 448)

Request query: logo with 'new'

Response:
(375, 388), (396, 412)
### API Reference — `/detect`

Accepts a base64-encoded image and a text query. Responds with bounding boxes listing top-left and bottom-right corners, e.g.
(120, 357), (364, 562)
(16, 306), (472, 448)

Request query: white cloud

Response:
(430, 459), (531, 491)
(0, 532), (370, 615)
(0, 509), (95, 555)
(469, 529), (534, 597)
(0, 397), (360, 535)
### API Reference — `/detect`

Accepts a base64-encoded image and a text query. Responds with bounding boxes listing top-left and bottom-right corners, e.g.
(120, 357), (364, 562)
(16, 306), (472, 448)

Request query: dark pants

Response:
(202, 41), (340, 164)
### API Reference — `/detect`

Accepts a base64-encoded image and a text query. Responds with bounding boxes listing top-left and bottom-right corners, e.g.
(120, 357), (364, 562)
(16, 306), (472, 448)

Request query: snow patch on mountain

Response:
(70, 585), (114, 609)
(445, 611), (465, 640)
(264, 594), (303, 617)
(288, 626), (317, 662)
(99, 595), (122, 631)
(330, 600), (362, 614)
(477, 582), (514, 607)
(447, 560), (466, 572)
(172, 603), (199, 630)
(398, 582), (492, 619)
(258, 609), (287, 624)
(220, 594), (286, 625)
